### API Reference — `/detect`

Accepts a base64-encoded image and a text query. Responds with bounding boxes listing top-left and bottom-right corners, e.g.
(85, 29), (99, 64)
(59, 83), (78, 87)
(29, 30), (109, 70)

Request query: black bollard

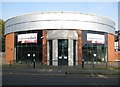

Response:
(82, 59), (84, 68)
(105, 61), (108, 69)
(33, 59), (35, 68)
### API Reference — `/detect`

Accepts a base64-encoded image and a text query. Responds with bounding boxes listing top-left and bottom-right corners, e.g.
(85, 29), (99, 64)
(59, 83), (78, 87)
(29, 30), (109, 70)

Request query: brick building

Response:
(5, 12), (116, 66)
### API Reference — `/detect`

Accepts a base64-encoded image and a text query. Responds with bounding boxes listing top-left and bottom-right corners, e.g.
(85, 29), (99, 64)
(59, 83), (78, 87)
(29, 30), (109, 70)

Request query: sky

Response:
(0, 2), (119, 30)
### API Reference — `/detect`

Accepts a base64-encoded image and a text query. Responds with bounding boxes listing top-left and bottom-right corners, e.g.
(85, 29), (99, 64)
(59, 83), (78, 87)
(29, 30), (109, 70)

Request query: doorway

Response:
(58, 39), (68, 66)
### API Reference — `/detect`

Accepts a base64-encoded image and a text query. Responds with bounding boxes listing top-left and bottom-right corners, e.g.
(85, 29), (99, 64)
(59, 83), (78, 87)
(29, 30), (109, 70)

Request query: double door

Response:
(49, 39), (76, 66)
(58, 39), (68, 66)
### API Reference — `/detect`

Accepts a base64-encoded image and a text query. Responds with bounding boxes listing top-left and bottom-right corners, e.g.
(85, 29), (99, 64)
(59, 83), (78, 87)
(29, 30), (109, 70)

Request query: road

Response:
(2, 73), (119, 85)
(2, 68), (119, 86)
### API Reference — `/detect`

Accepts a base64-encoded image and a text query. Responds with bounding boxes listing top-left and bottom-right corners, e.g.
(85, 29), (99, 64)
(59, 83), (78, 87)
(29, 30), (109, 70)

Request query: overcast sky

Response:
(1, 2), (118, 30)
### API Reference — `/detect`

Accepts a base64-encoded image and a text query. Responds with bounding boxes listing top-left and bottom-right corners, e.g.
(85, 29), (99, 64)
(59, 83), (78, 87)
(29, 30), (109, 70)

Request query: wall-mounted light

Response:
(40, 36), (44, 39)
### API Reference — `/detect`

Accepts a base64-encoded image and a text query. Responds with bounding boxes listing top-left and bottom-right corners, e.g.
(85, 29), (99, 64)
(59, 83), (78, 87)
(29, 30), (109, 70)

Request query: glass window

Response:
(82, 30), (108, 64)
(15, 30), (43, 63)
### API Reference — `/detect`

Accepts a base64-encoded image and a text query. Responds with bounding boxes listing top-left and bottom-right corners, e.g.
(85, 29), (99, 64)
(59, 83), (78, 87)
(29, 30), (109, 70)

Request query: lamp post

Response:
(27, 53), (30, 68)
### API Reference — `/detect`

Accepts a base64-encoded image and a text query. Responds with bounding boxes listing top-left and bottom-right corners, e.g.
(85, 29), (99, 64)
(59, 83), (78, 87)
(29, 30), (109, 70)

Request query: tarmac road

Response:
(2, 74), (119, 85)
(2, 68), (119, 85)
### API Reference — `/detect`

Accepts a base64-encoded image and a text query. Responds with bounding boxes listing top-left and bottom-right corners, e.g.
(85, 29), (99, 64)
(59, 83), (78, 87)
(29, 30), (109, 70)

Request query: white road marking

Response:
(98, 75), (107, 78)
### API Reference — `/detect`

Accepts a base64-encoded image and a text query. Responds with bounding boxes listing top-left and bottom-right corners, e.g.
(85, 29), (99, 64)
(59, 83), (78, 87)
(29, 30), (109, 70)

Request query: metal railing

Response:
(8, 59), (110, 69)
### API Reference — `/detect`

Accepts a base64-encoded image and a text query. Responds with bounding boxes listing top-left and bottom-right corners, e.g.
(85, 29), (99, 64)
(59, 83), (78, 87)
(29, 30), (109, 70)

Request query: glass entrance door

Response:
(58, 39), (68, 66)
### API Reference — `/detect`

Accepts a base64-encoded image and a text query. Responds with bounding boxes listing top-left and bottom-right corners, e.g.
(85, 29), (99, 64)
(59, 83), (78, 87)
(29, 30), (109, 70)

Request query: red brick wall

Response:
(76, 30), (82, 64)
(5, 33), (14, 64)
(42, 30), (47, 65)
(115, 52), (120, 61)
(108, 34), (115, 62)
(119, 52), (120, 60)
(118, 33), (120, 50)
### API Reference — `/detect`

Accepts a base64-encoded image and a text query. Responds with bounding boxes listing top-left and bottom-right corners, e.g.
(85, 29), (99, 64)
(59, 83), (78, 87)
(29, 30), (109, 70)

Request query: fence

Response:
(7, 60), (119, 69)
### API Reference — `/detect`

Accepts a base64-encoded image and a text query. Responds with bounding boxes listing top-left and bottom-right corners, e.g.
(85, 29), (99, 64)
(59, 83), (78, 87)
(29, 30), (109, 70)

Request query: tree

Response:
(0, 19), (5, 52)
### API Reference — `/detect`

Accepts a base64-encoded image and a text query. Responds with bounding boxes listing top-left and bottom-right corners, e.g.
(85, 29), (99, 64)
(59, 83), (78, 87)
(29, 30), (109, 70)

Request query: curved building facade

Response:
(5, 12), (115, 66)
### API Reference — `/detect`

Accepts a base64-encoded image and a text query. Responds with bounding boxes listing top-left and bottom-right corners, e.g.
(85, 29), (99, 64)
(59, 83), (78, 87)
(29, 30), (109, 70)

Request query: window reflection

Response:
(15, 30), (42, 63)
(82, 31), (108, 64)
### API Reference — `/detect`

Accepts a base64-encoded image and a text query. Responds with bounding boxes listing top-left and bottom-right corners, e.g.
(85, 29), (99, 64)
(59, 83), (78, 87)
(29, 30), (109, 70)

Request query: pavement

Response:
(1, 52), (120, 78)
(2, 67), (120, 85)
(2, 61), (120, 86)
(2, 64), (119, 78)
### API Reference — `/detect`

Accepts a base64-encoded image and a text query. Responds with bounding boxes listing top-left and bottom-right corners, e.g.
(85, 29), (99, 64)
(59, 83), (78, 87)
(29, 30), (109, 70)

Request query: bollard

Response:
(93, 62), (94, 68)
(33, 59), (36, 68)
(105, 61), (108, 69)
(27, 60), (30, 68)
(82, 59), (84, 68)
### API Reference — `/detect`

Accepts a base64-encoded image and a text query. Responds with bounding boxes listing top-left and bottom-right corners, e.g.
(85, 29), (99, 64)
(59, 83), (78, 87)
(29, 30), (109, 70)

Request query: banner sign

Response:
(87, 33), (105, 44)
(18, 33), (37, 43)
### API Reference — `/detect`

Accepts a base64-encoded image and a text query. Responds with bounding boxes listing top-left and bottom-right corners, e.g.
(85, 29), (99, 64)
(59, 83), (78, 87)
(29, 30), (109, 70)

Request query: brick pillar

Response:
(118, 32), (120, 50)
(42, 30), (47, 65)
(118, 32), (120, 61)
(108, 33), (115, 62)
(76, 30), (82, 65)
(6, 33), (14, 64)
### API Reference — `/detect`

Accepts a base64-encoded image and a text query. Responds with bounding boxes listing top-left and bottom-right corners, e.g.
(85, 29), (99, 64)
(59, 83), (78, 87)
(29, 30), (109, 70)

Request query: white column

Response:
(68, 39), (73, 66)
(76, 41), (78, 65)
(52, 39), (58, 66)
(14, 47), (16, 61)
(47, 41), (49, 65)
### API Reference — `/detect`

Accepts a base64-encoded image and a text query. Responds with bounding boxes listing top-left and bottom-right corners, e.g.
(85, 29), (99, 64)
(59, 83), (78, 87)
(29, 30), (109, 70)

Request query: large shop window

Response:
(82, 44), (107, 63)
(82, 31), (108, 64)
(15, 30), (42, 63)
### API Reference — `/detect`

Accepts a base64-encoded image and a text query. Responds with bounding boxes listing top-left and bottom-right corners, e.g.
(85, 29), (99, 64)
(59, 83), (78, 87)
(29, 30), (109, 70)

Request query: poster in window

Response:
(87, 33), (105, 44)
(18, 33), (37, 43)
